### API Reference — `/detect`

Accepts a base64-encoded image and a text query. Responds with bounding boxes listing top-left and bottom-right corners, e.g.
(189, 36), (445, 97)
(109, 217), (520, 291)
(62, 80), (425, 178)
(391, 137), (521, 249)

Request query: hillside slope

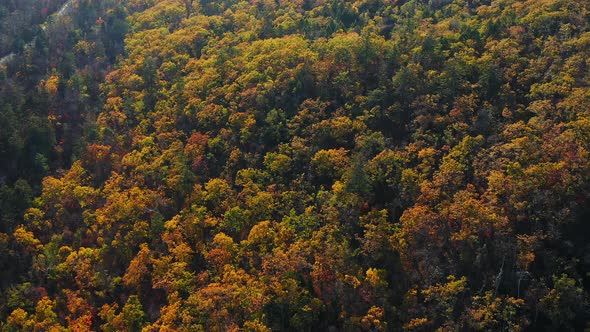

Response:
(1, 0), (589, 330)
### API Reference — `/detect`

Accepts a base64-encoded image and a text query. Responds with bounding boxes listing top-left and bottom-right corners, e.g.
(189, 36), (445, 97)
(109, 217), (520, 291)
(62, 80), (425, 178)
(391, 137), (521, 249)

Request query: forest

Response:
(0, 0), (589, 330)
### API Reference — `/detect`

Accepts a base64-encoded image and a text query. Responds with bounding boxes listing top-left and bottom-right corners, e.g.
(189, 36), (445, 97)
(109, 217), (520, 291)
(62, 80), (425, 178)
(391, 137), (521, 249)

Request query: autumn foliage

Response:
(0, 0), (589, 330)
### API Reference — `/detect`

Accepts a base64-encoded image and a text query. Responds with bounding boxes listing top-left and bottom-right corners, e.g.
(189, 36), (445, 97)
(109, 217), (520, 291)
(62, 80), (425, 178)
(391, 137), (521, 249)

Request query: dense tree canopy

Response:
(1, 0), (589, 330)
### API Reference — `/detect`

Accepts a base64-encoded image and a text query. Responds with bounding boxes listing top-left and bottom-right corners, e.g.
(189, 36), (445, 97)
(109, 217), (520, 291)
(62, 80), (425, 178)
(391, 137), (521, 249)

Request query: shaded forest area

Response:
(0, 0), (589, 330)
(0, 0), (69, 56)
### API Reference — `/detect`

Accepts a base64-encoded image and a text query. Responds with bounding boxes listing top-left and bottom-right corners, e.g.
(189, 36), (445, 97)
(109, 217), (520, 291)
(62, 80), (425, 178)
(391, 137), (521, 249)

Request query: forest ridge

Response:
(0, 0), (589, 330)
